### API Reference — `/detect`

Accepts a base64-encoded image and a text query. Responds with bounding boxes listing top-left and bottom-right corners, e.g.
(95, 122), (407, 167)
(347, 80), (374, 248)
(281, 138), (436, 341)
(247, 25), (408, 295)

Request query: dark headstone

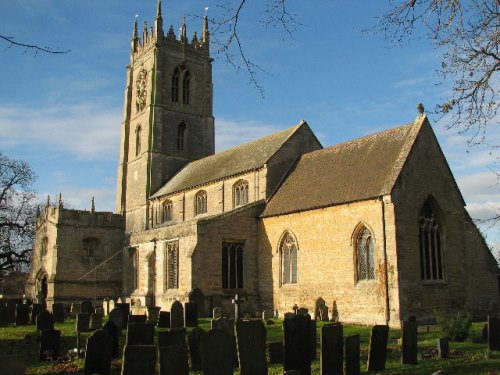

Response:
(321, 323), (343, 375)
(115, 302), (130, 326)
(39, 329), (61, 361)
(71, 302), (82, 317)
(311, 319), (317, 360)
(345, 334), (360, 375)
(126, 323), (155, 345)
(188, 288), (205, 317)
(202, 329), (234, 375)
(121, 345), (157, 375)
(36, 310), (54, 331)
(367, 325), (389, 372)
(482, 323), (488, 341)
(84, 329), (112, 375)
(15, 303), (30, 326)
(76, 313), (91, 332)
(268, 341), (284, 364)
(159, 346), (189, 375)
(5, 302), (16, 324)
(128, 314), (147, 324)
(108, 307), (124, 331)
(402, 320), (418, 365)
(31, 303), (44, 324)
(102, 321), (120, 358)
(52, 303), (65, 323)
(211, 317), (235, 336)
(437, 337), (449, 358)
(297, 307), (309, 316)
(188, 327), (205, 371)
(90, 313), (103, 330)
(488, 315), (500, 351)
(283, 313), (311, 375)
(170, 300), (184, 328)
(158, 328), (186, 347)
(147, 306), (161, 325)
(235, 319), (267, 375)
(184, 302), (198, 327)
(158, 311), (170, 328)
(81, 300), (93, 314)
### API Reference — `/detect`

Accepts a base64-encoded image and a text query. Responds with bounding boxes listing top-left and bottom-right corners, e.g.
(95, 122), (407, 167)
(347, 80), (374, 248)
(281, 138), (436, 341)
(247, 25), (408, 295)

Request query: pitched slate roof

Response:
(261, 116), (427, 218)
(152, 122), (307, 197)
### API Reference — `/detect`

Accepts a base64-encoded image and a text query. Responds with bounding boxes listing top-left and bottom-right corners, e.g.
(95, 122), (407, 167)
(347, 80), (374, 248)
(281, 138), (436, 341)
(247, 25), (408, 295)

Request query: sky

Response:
(0, 1), (498, 251)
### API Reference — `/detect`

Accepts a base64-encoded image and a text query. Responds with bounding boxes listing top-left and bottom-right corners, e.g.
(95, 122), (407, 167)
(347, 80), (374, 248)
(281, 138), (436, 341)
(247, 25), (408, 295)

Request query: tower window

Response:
(41, 236), (48, 258)
(83, 237), (99, 258)
(195, 190), (207, 215)
(182, 71), (190, 105)
(233, 180), (249, 208)
(135, 125), (142, 156)
(419, 198), (445, 281)
(222, 241), (244, 289)
(356, 226), (375, 282)
(171, 68), (180, 103)
(177, 122), (186, 151)
(166, 241), (179, 289)
(279, 231), (298, 285)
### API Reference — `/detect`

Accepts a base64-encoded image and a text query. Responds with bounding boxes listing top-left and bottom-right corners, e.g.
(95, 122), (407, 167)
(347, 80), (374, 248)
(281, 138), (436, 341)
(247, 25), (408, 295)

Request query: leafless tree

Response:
(0, 34), (70, 55)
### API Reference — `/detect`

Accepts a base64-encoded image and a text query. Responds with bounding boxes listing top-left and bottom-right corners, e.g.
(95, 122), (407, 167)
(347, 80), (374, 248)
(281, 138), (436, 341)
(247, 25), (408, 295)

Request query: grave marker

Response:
(283, 313), (311, 375)
(345, 334), (360, 375)
(321, 323), (343, 375)
(402, 319), (418, 365)
(437, 337), (449, 358)
(159, 346), (189, 375)
(84, 329), (112, 375)
(108, 307), (124, 331)
(15, 303), (30, 326)
(31, 303), (43, 324)
(188, 327), (205, 371)
(367, 325), (389, 372)
(170, 300), (184, 328)
(121, 345), (157, 375)
(157, 311), (170, 328)
(76, 313), (90, 332)
(184, 302), (198, 327)
(128, 314), (147, 324)
(126, 322), (155, 345)
(39, 329), (61, 361)
(115, 302), (130, 325)
(147, 306), (160, 325)
(235, 319), (267, 375)
(102, 321), (120, 358)
(268, 341), (284, 364)
(52, 303), (65, 323)
(158, 328), (186, 347)
(81, 300), (93, 314)
(90, 313), (103, 330)
(488, 315), (500, 351)
(213, 307), (222, 319)
(202, 329), (234, 375)
(36, 310), (54, 331)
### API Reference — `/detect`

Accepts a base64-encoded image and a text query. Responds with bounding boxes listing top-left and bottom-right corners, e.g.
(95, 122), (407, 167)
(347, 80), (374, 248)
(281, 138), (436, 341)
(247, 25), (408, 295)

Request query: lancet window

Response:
(356, 226), (375, 281)
(171, 68), (180, 103)
(419, 198), (445, 281)
(279, 231), (298, 285)
(166, 241), (179, 289)
(195, 191), (207, 215)
(233, 180), (249, 208)
(222, 241), (244, 289)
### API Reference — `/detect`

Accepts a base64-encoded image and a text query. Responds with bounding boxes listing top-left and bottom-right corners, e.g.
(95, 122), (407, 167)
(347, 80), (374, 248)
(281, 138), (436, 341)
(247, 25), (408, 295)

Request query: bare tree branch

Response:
(0, 34), (71, 55)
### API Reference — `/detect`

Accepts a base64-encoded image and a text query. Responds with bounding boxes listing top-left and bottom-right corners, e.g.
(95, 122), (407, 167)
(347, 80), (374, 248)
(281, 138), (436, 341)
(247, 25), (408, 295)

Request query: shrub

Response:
(434, 310), (472, 342)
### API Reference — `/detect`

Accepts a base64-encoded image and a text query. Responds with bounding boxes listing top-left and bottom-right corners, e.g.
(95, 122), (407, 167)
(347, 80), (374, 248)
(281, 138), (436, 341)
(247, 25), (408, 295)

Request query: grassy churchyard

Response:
(0, 317), (499, 374)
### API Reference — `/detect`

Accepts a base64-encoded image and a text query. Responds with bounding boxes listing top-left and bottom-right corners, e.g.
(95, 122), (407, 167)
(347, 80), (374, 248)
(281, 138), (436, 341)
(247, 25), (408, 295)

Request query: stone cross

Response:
(292, 304), (299, 314)
(232, 294), (243, 321)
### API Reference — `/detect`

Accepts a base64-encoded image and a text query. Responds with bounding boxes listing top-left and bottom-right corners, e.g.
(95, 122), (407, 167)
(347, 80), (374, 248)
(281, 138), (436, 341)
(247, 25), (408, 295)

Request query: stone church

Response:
(26, 2), (499, 326)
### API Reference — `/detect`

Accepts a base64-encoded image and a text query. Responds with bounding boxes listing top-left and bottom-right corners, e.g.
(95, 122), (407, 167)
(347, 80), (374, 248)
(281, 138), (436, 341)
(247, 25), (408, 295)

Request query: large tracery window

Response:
(166, 241), (179, 289)
(233, 180), (249, 208)
(222, 241), (244, 289)
(356, 226), (375, 281)
(279, 231), (298, 285)
(195, 190), (207, 215)
(419, 198), (444, 281)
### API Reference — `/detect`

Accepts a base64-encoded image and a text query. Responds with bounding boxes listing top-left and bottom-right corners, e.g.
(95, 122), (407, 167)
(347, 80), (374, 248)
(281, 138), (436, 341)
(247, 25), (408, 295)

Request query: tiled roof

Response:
(262, 116), (427, 217)
(152, 122), (306, 197)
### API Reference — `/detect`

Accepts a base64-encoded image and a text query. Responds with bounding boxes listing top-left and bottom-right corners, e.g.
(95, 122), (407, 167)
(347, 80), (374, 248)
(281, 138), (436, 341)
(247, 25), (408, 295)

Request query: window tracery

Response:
(195, 191), (207, 215)
(279, 231), (298, 285)
(356, 226), (375, 281)
(419, 198), (444, 281)
(233, 180), (249, 208)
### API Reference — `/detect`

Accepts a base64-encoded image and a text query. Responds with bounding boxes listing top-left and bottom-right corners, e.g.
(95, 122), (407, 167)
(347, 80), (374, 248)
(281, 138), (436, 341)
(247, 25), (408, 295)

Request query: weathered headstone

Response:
(202, 329), (235, 375)
(76, 313), (90, 332)
(39, 329), (61, 361)
(15, 303), (30, 326)
(115, 302), (130, 326)
(188, 327), (205, 371)
(170, 300), (184, 328)
(36, 310), (54, 331)
(437, 337), (449, 359)
(262, 310), (274, 320)
(31, 303), (44, 324)
(108, 307), (124, 331)
(158, 328), (186, 347)
(297, 307), (309, 316)
(268, 341), (284, 364)
(84, 329), (112, 375)
(235, 319), (267, 375)
(159, 346), (189, 375)
(321, 323), (343, 375)
(213, 307), (222, 319)
(311, 319), (317, 360)
(211, 317), (235, 336)
(488, 315), (500, 351)
(158, 311), (170, 328)
(128, 314), (147, 324)
(102, 299), (110, 316)
(52, 303), (65, 323)
(121, 345), (157, 375)
(319, 305), (329, 321)
(184, 302), (198, 327)
(367, 325), (389, 372)
(147, 306), (161, 325)
(70, 303), (81, 318)
(345, 334), (360, 375)
(126, 322), (155, 345)
(102, 321), (120, 358)
(90, 312), (103, 330)
(283, 313), (312, 375)
(402, 319), (418, 365)
(81, 300), (93, 314)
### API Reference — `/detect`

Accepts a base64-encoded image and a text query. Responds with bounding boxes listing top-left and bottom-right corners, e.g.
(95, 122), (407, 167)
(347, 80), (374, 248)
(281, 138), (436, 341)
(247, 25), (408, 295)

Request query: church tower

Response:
(116, 1), (214, 232)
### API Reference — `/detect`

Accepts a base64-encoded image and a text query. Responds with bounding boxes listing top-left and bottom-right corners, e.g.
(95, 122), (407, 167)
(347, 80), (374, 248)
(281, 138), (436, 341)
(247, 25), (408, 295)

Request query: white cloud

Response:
(465, 202), (500, 221)
(458, 171), (500, 203)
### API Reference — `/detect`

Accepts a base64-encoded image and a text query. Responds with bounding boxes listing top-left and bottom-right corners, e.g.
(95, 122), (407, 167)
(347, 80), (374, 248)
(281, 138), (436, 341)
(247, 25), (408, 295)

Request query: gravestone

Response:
(84, 329), (112, 375)
(188, 288), (206, 317)
(297, 307), (309, 316)
(39, 329), (61, 361)
(158, 311), (170, 328)
(115, 302), (130, 325)
(202, 329), (234, 375)
(102, 321), (120, 358)
(211, 317), (235, 336)
(367, 325), (389, 372)
(128, 314), (147, 324)
(402, 319), (418, 365)
(5, 302), (16, 324)
(81, 300), (93, 314)
(121, 345), (157, 375)
(147, 306), (161, 325)
(283, 313), (312, 375)
(102, 299), (110, 316)
(268, 341), (284, 364)
(437, 337), (449, 358)
(126, 323), (155, 345)
(108, 307), (124, 331)
(213, 307), (222, 319)
(311, 319), (317, 360)
(482, 323), (488, 341)
(90, 312), (103, 330)
(262, 310), (274, 320)
(170, 300), (184, 328)
(319, 305), (329, 321)
(321, 323), (343, 375)
(70, 303), (81, 318)
(184, 302), (198, 327)
(235, 319), (267, 375)
(158, 328), (186, 347)
(345, 334), (360, 375)
(488, 315), (500, 351)
(159, 346), (189, 375)
(52, 303), (65, 323)
(15, 303), (30, 326)
(36, 310), (54, 331)
(76, 313), (90, 332)
(31, 303), (44, 324)
(188, 327), (205, 371)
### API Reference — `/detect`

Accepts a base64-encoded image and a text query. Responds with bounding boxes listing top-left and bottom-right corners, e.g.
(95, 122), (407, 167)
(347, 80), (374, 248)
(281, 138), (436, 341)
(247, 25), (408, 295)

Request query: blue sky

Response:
(0, 1), (498, 250)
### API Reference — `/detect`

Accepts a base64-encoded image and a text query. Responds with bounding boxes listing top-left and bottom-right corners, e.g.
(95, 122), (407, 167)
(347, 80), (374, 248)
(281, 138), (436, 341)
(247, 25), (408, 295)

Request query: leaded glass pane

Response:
(280, 232), (298, 285)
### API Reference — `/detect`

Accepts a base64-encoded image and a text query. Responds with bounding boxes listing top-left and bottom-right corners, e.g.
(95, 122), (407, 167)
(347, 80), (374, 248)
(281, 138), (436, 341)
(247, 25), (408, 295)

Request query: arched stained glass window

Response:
(356, 226), (375, 281)
(419, 198), (444, 281)
(280, 231), (298, 285)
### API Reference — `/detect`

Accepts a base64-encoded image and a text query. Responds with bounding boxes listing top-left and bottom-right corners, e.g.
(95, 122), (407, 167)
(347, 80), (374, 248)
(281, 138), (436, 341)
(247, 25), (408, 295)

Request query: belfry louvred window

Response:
(419, 198), (444, 281)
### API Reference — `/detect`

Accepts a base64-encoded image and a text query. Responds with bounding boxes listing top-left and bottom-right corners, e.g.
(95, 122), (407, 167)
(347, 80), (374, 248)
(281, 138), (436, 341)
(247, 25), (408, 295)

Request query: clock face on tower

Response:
(136, 68), (148, 112)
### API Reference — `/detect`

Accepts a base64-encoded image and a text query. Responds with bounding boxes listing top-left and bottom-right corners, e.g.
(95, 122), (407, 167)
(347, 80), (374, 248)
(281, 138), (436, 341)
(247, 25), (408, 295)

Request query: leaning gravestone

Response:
(31, 303), (44, 324)
(345, 334), (360, 375)
(202, 329), (234, 375)
(321, 323), (343, 375)
(159, 346), (189, 375)
(188, 327), (205, 371)
(158, 328), (186, 348)
(102, 321), (120, 358)
(121, 345), (157, 375)
(126, 322), (155, 345)
(402, 319), (418, 365)
(39, 329), (61, 361)
(108, 307), (124, 331)
(90, 312), (103, 330)
(158, 311), (170, 328)
(170, 300), (184, 328)
(15, 303), (30, 326)
(283, 313), (312, 375)
(36, 310), (54, 331)
(52, 303), (65, 323)
(184, 302), (198, 327)
(84, 329), (112, 375)
(437, 337), (449, 358)
(367, 325), (389, 372)
(268, 341), (284, 364)
(235, 319), (267, 375)
(488, 315), (500, 351)
(76, 313), (91, 332)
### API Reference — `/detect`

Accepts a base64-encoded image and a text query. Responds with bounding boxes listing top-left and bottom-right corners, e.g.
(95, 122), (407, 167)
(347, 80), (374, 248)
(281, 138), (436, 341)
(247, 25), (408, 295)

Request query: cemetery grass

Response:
(0, 319), (499, 374)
